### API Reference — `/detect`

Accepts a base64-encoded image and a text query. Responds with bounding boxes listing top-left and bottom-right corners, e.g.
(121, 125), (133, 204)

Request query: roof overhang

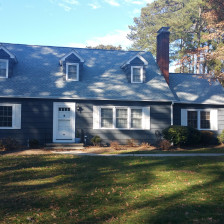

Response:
(59, 50), (85, 65)
(121, 54), (148, 69)
(0, 45), (18, 63)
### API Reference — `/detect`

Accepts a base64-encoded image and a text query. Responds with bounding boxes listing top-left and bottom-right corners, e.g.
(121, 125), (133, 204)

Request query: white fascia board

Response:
(0, 46), (17, 63)
(60, 50), (85, 65)
(121, 54), (148, 68)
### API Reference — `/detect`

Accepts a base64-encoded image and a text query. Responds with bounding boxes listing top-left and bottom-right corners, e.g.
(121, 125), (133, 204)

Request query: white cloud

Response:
(132, 8), (141, 14)
(104, 0), (120, 7)
(63, 0), (79, 5)
(67, 30), (133, 49)
(88, 1), (101, 9)
(67, 43), (86, 48)
(50, 0), (79, 11)
(124, 0), (153, 4)
(58, 3), (72, 11)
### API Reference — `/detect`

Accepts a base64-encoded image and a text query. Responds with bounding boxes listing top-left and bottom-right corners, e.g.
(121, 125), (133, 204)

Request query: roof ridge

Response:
(0, 42), (145, 53)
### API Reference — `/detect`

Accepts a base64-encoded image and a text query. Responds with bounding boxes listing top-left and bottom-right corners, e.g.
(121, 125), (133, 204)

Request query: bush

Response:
(91, 135), (102, 146)
(200, 131), (218, 145)
(29, 139), (40, 149)
(159, 139), (171, 150)
(140, 142), (151, 149)
(127, 139), (138, 147)
(110, 141), (122, 150)
(218, 129), (224, 144)
(0, 137), (20, 151)
(162, 125), (201, 146)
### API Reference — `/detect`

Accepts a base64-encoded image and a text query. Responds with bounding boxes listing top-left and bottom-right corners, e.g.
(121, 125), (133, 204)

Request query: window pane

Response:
(131, 109), (142, 128)
(0, 106), (12, 127)
(116, 109), (127, 128)
(101, 108), (113, 128)
(200, 111), (210, 129)
(132, 67), (141, 82)
(187, 111), (197, 128)
(0, 61), (7, 78)
(68, 64), (78, 80)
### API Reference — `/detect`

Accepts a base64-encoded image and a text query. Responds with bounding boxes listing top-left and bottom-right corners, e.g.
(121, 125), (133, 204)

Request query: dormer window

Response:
(0, 59), (8, 78)
(66, 63), (79, 81)
(131, 66), (143, 83)
(60, 50), (84, 82)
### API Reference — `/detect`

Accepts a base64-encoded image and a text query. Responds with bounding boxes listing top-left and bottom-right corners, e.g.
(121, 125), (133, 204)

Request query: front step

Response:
(45, 143), (84, 150)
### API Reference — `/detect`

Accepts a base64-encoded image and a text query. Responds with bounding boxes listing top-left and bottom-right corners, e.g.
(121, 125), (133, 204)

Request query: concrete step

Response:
(45, 143), (84, 150)
(46, 143), (83, 147)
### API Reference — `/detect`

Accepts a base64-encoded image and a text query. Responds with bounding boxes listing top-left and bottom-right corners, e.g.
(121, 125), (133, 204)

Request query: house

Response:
(0, 27), (224, 145)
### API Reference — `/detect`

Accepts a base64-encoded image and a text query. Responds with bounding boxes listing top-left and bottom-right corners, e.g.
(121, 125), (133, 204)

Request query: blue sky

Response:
(0, 0), (152, 49)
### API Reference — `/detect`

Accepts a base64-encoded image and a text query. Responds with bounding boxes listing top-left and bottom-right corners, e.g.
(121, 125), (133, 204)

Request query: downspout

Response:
(171, 101), (174, 125)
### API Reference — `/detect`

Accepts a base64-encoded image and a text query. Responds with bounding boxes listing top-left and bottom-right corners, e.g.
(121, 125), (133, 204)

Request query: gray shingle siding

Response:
(0, 43), (224, 145)
(173, 103), (224, 134)
(0, 98), (171, 145)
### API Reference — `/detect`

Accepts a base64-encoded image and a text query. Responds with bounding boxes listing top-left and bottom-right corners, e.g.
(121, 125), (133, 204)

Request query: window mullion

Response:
(198, 110), (200, 130)
(128, 108), (131, 129)
(113, 107), (116, 129)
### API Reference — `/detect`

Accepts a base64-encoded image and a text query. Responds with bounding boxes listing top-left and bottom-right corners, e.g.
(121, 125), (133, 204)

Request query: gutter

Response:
(171, 101), (174, 125)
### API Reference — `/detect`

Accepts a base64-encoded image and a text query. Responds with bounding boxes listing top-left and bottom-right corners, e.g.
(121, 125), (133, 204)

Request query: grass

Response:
(95, 145), (224, 154)
(1, 155), (224, 223)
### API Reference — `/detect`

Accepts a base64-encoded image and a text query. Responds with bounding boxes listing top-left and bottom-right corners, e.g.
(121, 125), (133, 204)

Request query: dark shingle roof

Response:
(169, 73), (224, 104)
(0, 43), (175, 102)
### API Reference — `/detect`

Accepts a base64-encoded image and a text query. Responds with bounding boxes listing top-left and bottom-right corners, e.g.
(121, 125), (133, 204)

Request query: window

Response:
(200, 111), (210, 129)
(181, 109), (217, 130)
(131, 66), (143, 83)
(131, 109), (142, 128)
(66, 63), (79, 81)
(187, 111), (197, 128)
(93, 106), (150, 130)
(101, 108), (113, 128)
(0, 59), (8, 78)
(0, 104), (21, 129)
(0, 106), (12, 127)
(116, 108), (128, 128)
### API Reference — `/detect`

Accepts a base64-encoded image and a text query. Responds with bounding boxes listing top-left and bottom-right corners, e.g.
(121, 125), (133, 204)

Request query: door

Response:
(53, 102), (76, 142)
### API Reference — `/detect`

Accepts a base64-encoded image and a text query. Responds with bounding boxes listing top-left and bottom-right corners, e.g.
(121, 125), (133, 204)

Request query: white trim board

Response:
(53, 102), (76, 143)
(0, 59), (9, 78)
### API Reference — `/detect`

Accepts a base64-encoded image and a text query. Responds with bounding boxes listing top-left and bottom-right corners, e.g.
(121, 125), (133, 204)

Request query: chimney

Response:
(157, 27), (170, 84)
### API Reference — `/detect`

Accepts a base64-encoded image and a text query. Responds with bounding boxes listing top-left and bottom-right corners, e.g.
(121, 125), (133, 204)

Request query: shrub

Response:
(140, 142), (151, 149)
(127, 139), (138, 147)
(29, 139), (40, 149)
(0, 137), (20, 151)
(200, 131), (218, 145)
(91, 135), (102, 146)
(162, 125), (201, 146)
(110, 141), (122, 150)
(159, 139), (171, 150)
(155, 130), (162, 144)
(218, 129), (224, 144)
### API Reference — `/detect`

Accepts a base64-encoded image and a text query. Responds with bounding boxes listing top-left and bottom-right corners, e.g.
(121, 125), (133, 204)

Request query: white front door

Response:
(53, 102), (76, 142)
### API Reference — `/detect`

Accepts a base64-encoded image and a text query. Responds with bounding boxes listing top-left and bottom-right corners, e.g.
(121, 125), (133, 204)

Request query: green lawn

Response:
(100, 145), (224, 154)
(1, 155), (224, 223)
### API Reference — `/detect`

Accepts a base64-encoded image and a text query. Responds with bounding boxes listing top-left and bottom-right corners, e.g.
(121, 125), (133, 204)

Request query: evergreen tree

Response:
(86, 45), (122, 50)
(128, 0), (206, 73)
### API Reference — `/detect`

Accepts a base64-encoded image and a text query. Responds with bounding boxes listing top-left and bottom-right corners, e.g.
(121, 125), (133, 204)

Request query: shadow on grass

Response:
(0, 155), (224, 223)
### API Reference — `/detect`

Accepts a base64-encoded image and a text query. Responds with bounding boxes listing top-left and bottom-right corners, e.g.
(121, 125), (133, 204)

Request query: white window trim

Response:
(0, 103), (21, 129)
(66, 63), (79, 81)
(181, 109), (218, 131)
(94, 106), (150, 130)
(0, 59), (9, 78)
(131, 66), (143, 83)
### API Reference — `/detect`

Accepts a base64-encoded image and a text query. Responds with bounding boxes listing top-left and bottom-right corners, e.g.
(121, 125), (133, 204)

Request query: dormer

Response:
(0, 46), (17, 79)
(60, 50), (84, 81)
(121, 54), (148, 83)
